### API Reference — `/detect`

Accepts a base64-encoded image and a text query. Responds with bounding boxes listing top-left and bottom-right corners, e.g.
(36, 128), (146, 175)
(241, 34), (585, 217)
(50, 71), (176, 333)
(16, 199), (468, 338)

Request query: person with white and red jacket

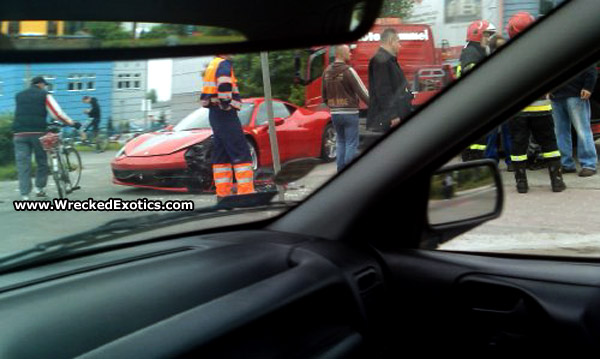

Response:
(13, 76), (80, 200)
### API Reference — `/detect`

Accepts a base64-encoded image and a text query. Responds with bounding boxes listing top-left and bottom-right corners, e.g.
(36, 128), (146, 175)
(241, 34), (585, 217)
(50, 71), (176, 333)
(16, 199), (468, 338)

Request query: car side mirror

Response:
(422, 159), (504, 249)
(294, 52), (308, 86)
(274, 118), (285, 126)
(164, 124), (174, 131)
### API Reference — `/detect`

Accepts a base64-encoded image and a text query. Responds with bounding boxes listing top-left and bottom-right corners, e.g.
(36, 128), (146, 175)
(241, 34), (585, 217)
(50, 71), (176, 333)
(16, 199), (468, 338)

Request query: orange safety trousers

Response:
(233, 163), (255, 195)
(212, 163), (255, 197)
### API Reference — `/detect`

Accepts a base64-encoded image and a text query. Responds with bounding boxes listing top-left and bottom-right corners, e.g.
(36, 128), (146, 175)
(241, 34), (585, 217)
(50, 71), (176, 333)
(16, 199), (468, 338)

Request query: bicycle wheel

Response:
(51, 155), (67, 198)
(63, 147), (82, 189)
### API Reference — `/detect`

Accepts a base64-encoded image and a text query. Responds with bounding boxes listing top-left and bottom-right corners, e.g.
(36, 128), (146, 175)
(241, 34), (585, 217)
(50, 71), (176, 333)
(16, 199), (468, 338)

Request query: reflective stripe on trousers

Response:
(233, 162), (255, 194)
(213, 163), (233, 197)
(542, 150), (561, 159)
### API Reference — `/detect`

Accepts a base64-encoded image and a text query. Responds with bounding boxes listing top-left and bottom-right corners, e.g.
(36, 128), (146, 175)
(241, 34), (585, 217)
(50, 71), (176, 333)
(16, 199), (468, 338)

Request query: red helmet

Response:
(507, 11), (535, 38)
(466, 20), (496, 42)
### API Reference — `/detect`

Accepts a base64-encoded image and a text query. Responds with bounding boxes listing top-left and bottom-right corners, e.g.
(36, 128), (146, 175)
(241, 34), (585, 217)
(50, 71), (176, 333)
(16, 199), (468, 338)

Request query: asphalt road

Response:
(2, 149), (600, 257)
(0, 150), (333, 252)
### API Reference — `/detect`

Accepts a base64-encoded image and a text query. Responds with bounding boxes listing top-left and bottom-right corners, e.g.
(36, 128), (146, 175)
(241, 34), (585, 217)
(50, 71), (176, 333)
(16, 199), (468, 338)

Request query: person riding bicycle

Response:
(82, 96), (102, 152)
(13, 76), (80, 200)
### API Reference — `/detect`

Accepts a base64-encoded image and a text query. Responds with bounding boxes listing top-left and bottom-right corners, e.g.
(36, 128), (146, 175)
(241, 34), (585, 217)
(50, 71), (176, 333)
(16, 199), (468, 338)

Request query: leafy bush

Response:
(0, 114), (14, 166)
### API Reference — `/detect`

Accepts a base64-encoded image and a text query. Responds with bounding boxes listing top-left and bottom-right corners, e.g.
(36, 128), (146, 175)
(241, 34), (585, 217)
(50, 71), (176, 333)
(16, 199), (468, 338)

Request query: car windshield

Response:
(173, 103), (254, 131)
(5, 0), (595, 262)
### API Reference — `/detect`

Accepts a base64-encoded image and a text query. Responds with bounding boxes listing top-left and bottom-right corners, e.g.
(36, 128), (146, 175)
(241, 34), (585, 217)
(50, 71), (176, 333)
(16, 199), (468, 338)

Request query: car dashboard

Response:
(0, 231), (387, 358)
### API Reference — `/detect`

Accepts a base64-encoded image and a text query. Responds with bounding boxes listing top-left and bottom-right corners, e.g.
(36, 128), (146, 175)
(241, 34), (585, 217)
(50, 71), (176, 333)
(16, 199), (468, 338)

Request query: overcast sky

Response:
(147, 59), (173, 102)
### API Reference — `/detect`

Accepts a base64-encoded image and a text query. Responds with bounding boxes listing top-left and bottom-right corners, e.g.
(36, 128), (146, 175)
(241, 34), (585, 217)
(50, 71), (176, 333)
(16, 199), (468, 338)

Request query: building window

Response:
(117, 72), (142, 90)
(68, 73), (95, 92)
(87, 74), (96, 91)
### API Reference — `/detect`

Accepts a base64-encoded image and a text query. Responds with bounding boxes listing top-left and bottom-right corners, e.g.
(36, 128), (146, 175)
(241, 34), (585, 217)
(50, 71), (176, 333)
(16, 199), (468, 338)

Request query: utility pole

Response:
(260, 52), (284, 200)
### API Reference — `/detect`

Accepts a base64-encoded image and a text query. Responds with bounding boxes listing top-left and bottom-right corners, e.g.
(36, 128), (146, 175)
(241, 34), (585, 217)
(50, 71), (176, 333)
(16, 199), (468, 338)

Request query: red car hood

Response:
(125, 129), (213, 156)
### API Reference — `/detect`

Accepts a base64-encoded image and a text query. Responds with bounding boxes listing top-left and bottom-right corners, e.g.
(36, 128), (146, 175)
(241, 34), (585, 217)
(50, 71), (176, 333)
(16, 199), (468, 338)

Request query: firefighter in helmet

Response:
(459, 20), (496, 161)
(506, 11), (565, 193)
(200, 55), (255, 200)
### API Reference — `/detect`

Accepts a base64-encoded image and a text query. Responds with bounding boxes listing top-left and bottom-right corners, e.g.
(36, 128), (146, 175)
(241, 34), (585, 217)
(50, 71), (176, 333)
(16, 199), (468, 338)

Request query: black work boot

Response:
(548, 161), (566, 192)
(514, 162), (528, 193)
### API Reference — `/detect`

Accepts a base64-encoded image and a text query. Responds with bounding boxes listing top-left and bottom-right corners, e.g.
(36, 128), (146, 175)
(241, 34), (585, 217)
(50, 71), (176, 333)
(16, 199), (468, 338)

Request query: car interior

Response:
(2, 0), (600, 357)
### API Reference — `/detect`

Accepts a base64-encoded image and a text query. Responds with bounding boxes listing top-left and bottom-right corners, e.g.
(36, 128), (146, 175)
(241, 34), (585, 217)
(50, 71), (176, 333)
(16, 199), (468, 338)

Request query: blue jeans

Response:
(331, 113), (359, 171)
(551, 97), (598, 170)
(14, 134), (49, 196)
(485, 122), (513, 165)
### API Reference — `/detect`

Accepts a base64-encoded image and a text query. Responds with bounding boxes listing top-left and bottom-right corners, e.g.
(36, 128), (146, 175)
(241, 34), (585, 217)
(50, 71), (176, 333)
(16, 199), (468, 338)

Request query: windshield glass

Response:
(173, 103), (254, 131)
(2, 0), (584, 261)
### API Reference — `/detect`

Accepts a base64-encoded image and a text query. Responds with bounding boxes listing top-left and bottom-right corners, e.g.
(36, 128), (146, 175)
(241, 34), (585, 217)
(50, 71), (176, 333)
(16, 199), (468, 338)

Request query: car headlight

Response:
(115, 146), (127, 158)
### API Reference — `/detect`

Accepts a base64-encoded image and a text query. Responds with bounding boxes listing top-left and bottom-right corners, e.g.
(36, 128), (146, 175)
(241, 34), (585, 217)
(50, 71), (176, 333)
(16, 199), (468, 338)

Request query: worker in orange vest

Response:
(200, 55), (255, 199)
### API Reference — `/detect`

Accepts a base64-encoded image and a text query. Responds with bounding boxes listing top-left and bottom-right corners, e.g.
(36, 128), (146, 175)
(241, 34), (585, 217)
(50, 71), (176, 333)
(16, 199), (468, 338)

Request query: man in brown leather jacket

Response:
(322, 45), (369, 171)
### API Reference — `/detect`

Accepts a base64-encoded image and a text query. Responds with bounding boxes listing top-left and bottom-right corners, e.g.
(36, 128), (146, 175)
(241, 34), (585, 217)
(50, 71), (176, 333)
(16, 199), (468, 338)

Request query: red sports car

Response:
(111, 98), (335, 192)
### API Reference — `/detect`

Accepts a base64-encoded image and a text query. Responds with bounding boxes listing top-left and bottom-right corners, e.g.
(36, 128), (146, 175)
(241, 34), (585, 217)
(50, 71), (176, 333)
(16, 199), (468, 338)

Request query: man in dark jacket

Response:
(82, 95), (100, 134)
(367, 27), (413, 133)
(322, 44), (369, 171)
(550, 66), (598, 176)
(14, 76), (78, 200)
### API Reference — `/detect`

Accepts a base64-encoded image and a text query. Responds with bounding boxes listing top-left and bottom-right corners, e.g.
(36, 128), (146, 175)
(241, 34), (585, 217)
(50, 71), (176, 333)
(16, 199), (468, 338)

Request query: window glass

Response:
(308, 50), (325, 83)
(0, 0), (590, 263)
(256, 102), (291, 126)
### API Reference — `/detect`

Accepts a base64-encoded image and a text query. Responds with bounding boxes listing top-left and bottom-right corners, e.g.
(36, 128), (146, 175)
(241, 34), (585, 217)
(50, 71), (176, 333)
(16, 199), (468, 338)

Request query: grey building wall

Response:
(170, 57), (212, 122)
(112, 61), (148, 127)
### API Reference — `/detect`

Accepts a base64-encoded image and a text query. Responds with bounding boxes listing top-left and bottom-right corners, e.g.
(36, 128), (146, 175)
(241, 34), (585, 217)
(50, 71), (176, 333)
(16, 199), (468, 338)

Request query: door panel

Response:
(377, 249), (600, 354)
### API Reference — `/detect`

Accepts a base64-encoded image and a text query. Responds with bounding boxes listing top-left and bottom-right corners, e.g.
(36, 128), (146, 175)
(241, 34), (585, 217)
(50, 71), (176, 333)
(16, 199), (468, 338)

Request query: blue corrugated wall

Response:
(0, 62), (113, 129)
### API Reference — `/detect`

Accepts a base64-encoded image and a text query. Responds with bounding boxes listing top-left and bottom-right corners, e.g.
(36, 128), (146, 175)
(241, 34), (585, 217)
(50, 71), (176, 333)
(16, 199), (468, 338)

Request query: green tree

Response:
(146, 89), (158, 104)
(380, 0), (415, 18)
(84, 22), (130, 41)
(233, 51), (305, 106)
(141, 24), (188, 39)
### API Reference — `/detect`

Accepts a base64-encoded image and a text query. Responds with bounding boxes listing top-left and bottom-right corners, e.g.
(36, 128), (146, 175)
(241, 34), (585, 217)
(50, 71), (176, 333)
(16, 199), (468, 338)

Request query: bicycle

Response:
(39, 122), (82, 198)
(80, 128), (109, 153)
(77, 120), (109, 153)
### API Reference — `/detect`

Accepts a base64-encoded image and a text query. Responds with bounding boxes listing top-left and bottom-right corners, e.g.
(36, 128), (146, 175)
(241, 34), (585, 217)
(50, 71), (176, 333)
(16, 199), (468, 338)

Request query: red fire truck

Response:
(295, 18), (455, 115)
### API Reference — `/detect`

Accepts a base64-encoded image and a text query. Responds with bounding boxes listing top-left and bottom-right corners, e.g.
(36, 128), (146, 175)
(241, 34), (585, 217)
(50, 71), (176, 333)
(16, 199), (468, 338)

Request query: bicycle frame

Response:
(42, 123), (83, 198)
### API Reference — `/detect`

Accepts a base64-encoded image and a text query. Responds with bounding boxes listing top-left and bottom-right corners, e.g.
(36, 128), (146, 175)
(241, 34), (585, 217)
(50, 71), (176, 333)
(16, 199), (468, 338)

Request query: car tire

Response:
(246, 138), (259, 172)
(320, 123), (336, 162)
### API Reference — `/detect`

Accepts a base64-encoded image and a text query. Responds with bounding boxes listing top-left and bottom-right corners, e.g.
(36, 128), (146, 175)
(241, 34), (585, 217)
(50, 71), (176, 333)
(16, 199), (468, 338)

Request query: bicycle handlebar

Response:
(48, 121), (81, 132)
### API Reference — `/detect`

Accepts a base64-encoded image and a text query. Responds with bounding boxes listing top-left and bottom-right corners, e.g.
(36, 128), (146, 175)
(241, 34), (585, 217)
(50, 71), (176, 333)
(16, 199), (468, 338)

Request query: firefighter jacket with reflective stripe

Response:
(201, 57), (242, 110)
(522, 97), (552, 115)
(458, 42), (487, 78)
